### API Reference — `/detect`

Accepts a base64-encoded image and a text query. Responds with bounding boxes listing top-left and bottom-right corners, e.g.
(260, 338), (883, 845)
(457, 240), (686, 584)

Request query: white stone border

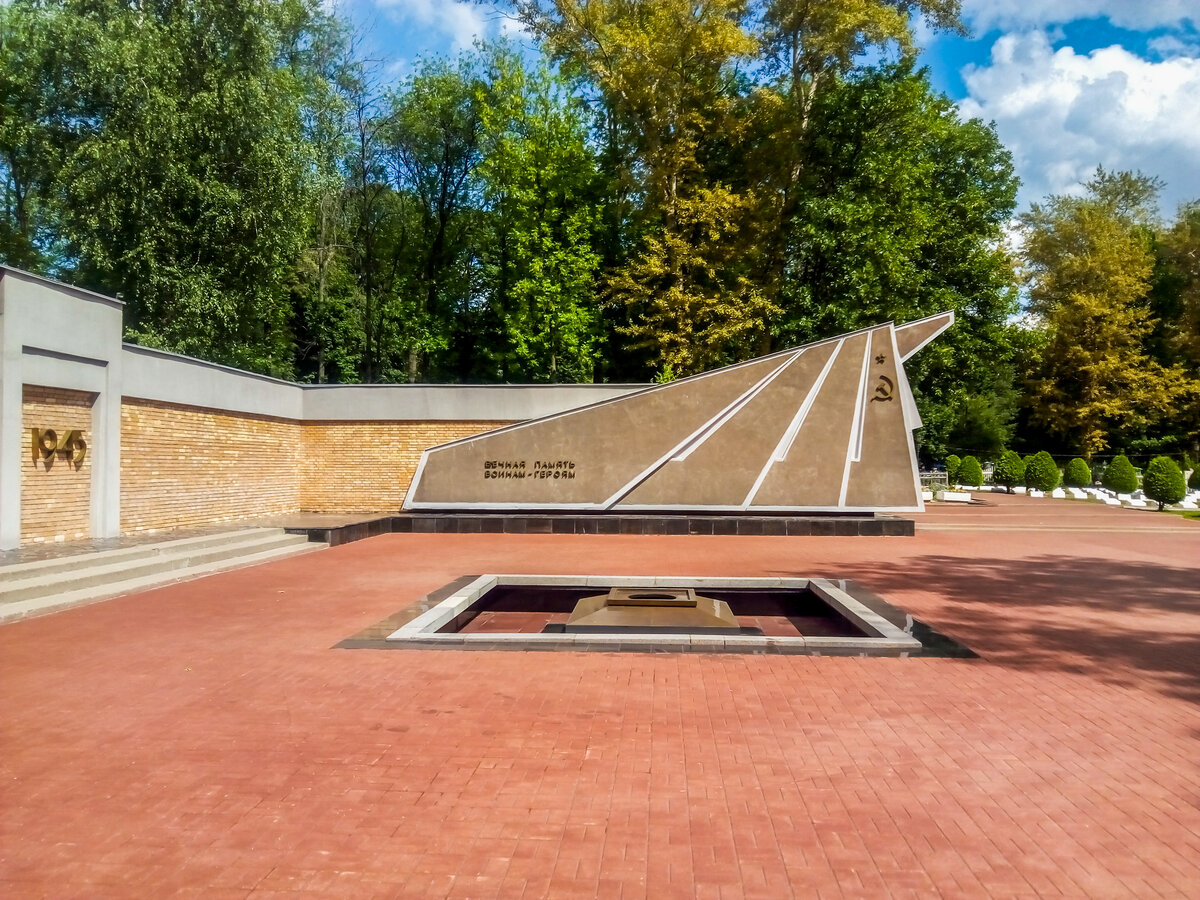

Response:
(385, 574), (922, 653)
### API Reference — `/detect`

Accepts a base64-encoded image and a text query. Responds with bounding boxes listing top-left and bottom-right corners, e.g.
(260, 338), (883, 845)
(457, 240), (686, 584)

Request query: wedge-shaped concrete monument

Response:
(404, 312), (953, 513)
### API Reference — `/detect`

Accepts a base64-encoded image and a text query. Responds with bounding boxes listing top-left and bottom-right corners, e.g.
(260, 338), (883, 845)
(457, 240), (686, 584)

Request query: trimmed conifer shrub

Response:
(1189, 466), (1200, 490)
(1102, 455), (1138, 494)
(1026, 451), (1061, 492)
(944, 454), (961, 484)
(1143, 456), (1186, 510)
(992, 450), (1024, 493)
(1063, 458), (1092, 487)
(1022, 454), (1036, 482)
(958, 455), (983, 487)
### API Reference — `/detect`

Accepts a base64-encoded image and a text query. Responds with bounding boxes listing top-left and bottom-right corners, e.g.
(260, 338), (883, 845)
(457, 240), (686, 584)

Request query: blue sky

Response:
(338, 1), (1200, 216)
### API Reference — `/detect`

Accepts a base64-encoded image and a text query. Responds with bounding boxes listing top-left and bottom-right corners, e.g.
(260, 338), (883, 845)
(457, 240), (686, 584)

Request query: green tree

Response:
(992, 450), (1024, 493)
(1063, 458), (1092, 488)
(510, 0), (776, 377)
(1142, 456), (1186, 510)
(750, 1), (964, 325)
(475, 48), (602, 382)
(3, 0), (343, 377)
(384, 56), (485, 382)
(291, 15), (366, 384)
(0, 1), (67, 271)
(1022, 169), (1197, 457)
(1102, 454), (1139, 494)
(772, 64), (1019, 460)
(338, 66), (417, 384)
(1150, 202), (1200, 457)
(957, 455), (982, 487)
(943, 454), (961, 483)
(1026, 451), (1061, 492)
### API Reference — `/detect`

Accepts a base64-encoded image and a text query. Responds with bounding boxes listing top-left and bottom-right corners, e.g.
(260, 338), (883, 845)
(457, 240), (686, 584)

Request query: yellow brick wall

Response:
(21, 386), (96, 543)
(120, 399), (303, 532)
(299, 421), (513, 513)
(119, 400), (513, 529)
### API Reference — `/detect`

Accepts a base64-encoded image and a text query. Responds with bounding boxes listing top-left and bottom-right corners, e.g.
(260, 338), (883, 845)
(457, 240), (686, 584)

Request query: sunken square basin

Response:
(383, 576), (923, 655)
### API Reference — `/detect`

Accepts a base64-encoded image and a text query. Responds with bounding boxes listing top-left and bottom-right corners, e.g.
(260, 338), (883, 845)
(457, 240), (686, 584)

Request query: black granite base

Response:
(294, 513), (913, 545)
(394, 513), (911, 536)
(285, 516), (393, 547)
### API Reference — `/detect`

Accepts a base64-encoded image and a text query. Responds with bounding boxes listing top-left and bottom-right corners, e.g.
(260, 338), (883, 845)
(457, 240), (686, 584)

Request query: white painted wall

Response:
(0, 267), (125, 548)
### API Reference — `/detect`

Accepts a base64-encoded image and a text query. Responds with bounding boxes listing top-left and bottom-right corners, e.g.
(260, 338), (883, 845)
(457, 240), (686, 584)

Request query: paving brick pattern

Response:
(2, 493), (1198, 897)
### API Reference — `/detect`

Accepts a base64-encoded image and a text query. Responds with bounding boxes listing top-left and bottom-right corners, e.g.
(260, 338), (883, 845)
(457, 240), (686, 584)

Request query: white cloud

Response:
(961, 0), (1199, 32)
(374, 0), (490, 52)
(1147, 33), (1200, 58)
(960, 31), (1200, 212)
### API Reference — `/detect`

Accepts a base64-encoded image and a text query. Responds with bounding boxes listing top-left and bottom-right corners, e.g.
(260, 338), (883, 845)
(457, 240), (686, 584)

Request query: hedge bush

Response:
(958, 455), (983, 487)
(1026, 451), (1061, 492)
(1143, 456), (1186, 510)
(944, 454), (961, 484)
(992, 450), (1025, 493)
(1189, 466), (1200, 490)
(1063, 458), (1092, 487)
(1102, 455), (1139, 494)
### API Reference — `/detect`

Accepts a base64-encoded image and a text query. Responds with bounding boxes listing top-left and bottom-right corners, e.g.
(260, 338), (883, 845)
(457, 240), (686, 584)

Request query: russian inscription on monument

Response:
(484, 460), (577, 480)
(405, 312), (953, 514)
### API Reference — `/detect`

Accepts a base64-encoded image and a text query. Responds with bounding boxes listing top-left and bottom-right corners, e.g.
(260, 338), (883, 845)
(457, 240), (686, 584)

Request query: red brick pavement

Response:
(2, 494), (1199, 898)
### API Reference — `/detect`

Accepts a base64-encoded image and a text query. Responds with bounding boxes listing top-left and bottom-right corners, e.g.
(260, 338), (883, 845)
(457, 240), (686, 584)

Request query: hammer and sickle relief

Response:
(870, 375), (894, 402)
(30, 428), (88, 467)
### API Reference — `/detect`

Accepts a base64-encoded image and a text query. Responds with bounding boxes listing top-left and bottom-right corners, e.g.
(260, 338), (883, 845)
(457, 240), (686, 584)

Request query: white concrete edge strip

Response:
(386, 574), (497, 639)
(488, 574), (811, 588)
(852, 330), (878, 464)
(838, 337), (873, 507)
(892, 326), (925, 511)
(599, 354), (798, 509)
(807, 578), (920, 648)
(741, 339), (843, 508)
(896, 310), (955, 363)
(605, 504), (922, 513)
(671, 349), (803, 462)
(401, 449), (432, 510)
(413, 341), (814, 457)
(385, 574), (920, 652)
(397, 502), (923, 512)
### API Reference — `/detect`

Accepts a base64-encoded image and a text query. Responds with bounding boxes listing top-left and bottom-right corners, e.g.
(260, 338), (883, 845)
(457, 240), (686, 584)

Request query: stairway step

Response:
(2, 532), (313, 605)
(0, 540), (326, 624)
(0, 528), (285, 583)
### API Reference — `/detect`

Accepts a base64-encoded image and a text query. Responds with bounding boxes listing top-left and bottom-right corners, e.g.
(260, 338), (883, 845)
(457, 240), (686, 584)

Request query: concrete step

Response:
(1, 531), (325, 623)
(1, 530), (313, 605)
(0, 528), (286, 584)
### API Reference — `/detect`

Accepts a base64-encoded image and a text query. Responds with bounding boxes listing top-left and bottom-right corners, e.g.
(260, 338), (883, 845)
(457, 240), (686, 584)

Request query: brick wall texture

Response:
(299, 420), (512, 513)
(120, 399), (303, 532)
(21, 385), (95, 543)
(117, 398), (512, 531)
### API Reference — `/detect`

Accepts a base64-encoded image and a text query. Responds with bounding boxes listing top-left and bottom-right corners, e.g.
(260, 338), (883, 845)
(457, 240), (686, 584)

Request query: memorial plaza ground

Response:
(2, 493), (1199, 898)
